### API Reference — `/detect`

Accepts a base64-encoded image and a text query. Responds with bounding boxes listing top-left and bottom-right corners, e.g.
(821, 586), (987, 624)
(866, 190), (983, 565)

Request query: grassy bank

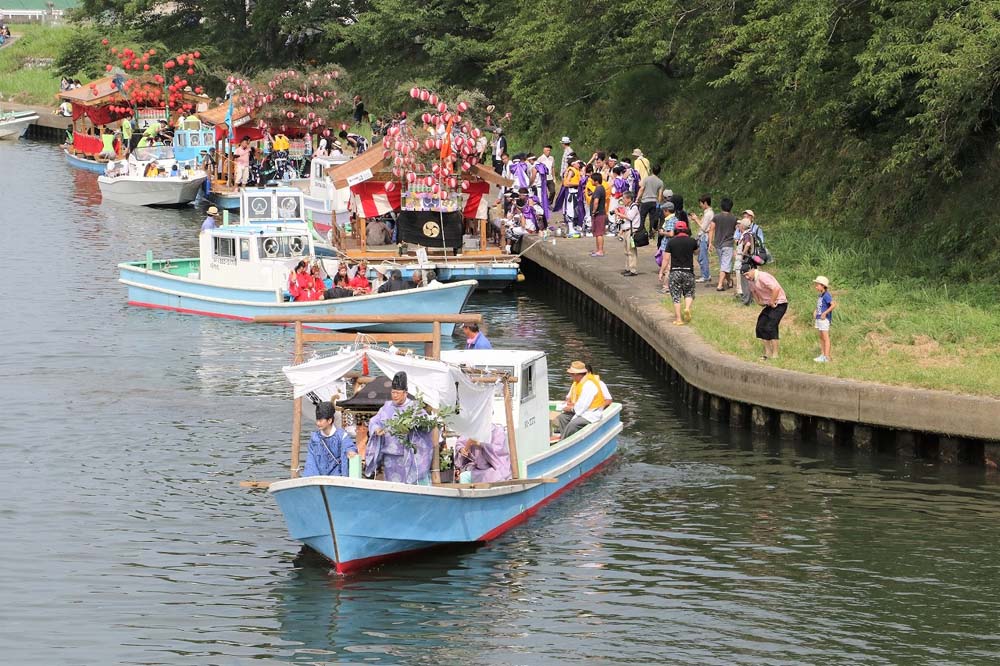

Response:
(0, 24), (79, 105)
(682, 219), (1000, 397)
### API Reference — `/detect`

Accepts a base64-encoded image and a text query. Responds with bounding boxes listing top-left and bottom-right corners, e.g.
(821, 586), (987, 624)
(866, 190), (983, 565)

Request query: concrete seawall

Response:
(521, 237), (999, 462)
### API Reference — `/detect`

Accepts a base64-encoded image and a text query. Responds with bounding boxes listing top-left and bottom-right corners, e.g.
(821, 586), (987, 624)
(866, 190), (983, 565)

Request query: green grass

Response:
(0, 24), (80, 105)
(684, 218), (1000, 396)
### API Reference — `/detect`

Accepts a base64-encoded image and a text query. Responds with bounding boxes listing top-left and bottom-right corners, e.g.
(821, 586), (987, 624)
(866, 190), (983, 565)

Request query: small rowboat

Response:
(255, 315), (623, 573)
(0, 110), (38, 140)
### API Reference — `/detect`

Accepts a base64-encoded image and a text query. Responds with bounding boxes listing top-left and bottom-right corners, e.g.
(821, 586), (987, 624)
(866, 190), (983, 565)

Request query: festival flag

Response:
(225, 97), (234, 141)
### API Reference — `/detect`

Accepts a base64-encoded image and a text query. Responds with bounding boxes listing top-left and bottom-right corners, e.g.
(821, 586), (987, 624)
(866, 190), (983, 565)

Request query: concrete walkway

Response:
(521, 235), (1000, 442)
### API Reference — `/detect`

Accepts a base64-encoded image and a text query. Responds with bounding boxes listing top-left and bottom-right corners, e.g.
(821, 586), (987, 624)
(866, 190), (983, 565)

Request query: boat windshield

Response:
(133, 146), (175, 162)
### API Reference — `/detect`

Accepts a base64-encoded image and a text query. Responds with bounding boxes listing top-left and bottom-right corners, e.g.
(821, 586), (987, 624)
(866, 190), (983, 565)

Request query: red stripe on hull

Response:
(128, 300), (252, 321)
(127, 300), (357, 331)
(332, 453), (617, 575)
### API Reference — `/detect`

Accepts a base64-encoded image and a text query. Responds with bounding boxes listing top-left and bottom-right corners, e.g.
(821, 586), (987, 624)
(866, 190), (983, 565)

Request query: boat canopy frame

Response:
(251, 313), (522, 486)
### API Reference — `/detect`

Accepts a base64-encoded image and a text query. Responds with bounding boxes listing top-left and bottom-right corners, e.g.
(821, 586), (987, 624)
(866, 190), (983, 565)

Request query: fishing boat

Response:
(98, 145), (207, 206)
(118, 188), (475, 330)
(0, 109), (38, 140)
(255, 315), (623, 574)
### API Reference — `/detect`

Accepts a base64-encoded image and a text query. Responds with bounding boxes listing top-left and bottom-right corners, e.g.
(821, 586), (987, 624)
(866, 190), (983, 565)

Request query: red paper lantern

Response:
(105, 64), (113, 72)
(429, 94), (438, 106)
(410, 87), (419, 99)
(437, 102), (447, 114)
(457, 101), (468, 113)
(419, 90), (429, 102)
(384, 181), (395, 192)
(101, 38), (109, 45)
(187, 68), (194, 75)
(143, 64), (150, 71)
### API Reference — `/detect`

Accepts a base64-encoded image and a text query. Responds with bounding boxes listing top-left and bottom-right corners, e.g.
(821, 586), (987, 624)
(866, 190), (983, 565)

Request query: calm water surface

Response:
(2, 140), (999, 665)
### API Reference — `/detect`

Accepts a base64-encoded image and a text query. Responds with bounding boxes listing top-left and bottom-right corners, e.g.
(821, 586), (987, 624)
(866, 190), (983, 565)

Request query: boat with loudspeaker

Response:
(118, 188), (475, 331)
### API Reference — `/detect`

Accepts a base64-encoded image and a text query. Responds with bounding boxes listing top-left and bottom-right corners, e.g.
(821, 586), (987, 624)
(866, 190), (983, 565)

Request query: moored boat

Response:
(98, 146), (207, 206)
(118, 190), (475, 330)
(0, 109), (38, 140)
(258, 316), (622, 573)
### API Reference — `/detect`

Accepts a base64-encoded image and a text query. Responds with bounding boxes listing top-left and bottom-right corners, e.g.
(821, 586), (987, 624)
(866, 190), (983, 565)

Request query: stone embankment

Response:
(521, 236), (1000, 464)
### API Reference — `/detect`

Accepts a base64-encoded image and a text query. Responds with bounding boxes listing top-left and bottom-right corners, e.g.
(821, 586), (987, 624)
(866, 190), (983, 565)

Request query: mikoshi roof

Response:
(56, 76), (125, 106)
(338, 376), (394, 410)
(325, 150), (514, 189)
(197, 96), (252, 127)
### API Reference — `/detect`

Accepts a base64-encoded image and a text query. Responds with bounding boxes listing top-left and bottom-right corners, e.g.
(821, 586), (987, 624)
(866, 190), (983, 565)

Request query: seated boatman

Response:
(376, 269), (408, 293)
(302, 401), (358, 477)
(365, 372), (434, 484)
(556, 360), (607, 440)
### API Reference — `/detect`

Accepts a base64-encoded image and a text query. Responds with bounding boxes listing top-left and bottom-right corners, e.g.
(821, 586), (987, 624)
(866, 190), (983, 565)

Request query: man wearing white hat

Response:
(559, 136), (573, 177)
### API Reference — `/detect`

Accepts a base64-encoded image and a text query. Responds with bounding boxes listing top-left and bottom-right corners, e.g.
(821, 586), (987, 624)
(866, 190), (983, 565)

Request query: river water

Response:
(2, 139), (999, 665)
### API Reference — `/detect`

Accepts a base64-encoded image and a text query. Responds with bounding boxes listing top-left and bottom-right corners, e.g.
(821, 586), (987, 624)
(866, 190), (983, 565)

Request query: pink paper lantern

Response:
(461, 180), (470, 191)
(410, 87), (419, 99)
(424, 176), (434, 187)
(457, 101), (468, 113)
(420, 89), (429, 102)
(406, 172), (417, 183)
(384, 181), (396, 192)
(429, 94), (438, 106)
(437, 102), (447, 114)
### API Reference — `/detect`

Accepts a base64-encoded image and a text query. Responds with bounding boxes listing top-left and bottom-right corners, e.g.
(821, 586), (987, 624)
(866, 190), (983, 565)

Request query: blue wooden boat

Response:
(118, 237), (475, 332)
(63, 148), (108, 173)
(265, 345), (623, 574)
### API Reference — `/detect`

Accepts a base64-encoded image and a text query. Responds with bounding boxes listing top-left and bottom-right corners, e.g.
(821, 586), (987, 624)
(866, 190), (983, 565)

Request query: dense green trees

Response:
(67, 0), (1000, 260)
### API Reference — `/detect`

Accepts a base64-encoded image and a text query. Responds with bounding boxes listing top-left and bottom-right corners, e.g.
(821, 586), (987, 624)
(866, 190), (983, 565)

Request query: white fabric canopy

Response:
(282, 348), (364, 400)
(367, 349), (498, 441)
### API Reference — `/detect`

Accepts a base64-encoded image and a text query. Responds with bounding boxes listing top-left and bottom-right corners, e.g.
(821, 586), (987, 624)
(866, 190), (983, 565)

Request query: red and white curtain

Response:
(349, 180), (491, 219)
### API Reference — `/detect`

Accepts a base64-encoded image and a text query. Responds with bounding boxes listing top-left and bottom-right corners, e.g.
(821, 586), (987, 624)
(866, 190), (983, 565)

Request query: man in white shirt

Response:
(559, 136), (573, 176)
(556, 361), (606, 439)
(689, 194), (715, 283)
(617, 191), (642, 276)
(539, 144), (556, 202)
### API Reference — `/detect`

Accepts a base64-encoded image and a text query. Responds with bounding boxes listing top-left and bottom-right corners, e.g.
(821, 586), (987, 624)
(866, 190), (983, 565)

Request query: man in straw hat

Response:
(556, 361), (608, 440)
(632, 148), (651, 180)
(201, 206), (220, 232)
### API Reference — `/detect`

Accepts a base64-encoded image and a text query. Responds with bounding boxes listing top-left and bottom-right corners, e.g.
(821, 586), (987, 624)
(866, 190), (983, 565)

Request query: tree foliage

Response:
(64, 0), (1000, 243)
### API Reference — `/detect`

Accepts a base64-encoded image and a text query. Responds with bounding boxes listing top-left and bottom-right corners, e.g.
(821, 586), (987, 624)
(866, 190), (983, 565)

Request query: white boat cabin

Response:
(199, 225), (313, 291)
(440, 349), (550, 476)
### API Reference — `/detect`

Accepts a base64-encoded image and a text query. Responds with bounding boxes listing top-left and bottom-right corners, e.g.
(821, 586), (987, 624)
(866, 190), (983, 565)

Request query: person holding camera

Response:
(617, 191), (641, 276)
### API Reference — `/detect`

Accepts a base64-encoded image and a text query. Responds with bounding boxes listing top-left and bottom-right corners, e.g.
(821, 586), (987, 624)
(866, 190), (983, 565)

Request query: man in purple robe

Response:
(454, 424), (512, 483)
(365, 371), (434, 484)
(526, 154), (550, 228)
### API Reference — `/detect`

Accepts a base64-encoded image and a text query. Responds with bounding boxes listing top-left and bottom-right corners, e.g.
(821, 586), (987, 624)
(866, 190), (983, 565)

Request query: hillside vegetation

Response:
(21, 2), (1000, 392)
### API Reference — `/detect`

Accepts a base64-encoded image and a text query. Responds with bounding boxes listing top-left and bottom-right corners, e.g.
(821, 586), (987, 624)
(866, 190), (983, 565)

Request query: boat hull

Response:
(268, 405), (623, 573)
(64, 149), (107, 173)
(0, 114), (37, 140)
(205, 188), (242, 210)
(118, 261), (475, 333)
(99, 175), (207, 206)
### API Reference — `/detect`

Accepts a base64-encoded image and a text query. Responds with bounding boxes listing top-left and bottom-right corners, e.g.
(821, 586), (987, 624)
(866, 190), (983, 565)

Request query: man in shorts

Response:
(708, 197), (738, 291)
(743, 258), (788, 360)
(662, 220), (699, 324)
